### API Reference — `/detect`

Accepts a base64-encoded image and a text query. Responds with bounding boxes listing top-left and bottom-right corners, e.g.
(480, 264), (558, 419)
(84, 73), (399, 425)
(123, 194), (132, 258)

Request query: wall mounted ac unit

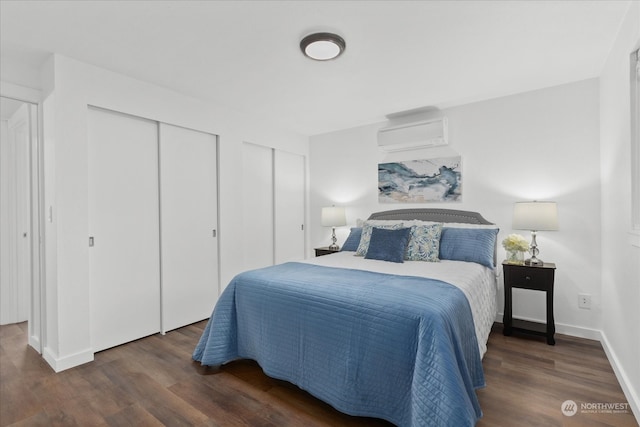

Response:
(377, 117), (448, 152)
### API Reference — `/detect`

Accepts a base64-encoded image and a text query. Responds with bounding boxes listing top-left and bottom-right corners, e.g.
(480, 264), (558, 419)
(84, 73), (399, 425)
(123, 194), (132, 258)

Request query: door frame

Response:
(1, 82), (44, 354)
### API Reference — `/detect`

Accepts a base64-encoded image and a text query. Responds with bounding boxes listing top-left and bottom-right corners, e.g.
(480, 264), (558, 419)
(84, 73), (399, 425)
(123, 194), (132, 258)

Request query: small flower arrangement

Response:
(502, 234), (529, 252)
(502, 234), (529, 264)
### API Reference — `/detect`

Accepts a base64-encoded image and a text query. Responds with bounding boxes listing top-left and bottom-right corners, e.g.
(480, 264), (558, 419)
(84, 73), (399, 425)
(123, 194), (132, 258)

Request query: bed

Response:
(193, 208), (499, 427)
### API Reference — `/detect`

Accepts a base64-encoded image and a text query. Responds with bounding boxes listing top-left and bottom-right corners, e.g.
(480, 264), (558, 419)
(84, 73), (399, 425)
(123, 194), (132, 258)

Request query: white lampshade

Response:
(513, 201), (559, 231)
(321, 206), (346, 227)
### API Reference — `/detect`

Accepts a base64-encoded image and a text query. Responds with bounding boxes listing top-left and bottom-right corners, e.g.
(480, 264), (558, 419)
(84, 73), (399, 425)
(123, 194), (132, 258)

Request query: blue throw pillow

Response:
(365, 227), (412, 263)
(341, 227), (362, 252)
(439, 227), (498, 268)
(355, 222), (404, 256)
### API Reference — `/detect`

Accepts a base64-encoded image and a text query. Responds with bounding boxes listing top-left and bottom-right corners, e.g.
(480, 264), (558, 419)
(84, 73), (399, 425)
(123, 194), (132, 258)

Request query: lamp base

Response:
(525, 231), (544, 266)
(524, 257), (544, 267)
(329, 227), (339, 251)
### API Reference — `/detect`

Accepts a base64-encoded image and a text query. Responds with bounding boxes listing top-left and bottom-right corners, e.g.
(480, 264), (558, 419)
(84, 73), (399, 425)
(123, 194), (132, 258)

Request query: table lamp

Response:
(512, 201), (558, 266)
(321, 206), (346, 250)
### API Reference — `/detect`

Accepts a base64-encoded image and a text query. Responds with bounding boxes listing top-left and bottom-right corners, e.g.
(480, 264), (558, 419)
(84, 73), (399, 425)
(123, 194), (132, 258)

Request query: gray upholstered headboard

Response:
(367, 208), (497, 266)
(367, 208), (494, 225)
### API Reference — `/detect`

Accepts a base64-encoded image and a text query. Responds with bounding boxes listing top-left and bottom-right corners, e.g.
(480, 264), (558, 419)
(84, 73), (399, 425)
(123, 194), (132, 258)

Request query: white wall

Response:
(310, 78), (602, 338)
(12, 53), (309, 371)
(599, 1), (640, 418)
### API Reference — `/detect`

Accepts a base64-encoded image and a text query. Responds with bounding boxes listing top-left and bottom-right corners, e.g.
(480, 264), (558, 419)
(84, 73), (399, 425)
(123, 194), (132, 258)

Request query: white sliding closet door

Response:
(242, 142), (274, 270)
(274, 151), (305, 263)
(159, 124), (218, 333)
(88, 108), (161, 352)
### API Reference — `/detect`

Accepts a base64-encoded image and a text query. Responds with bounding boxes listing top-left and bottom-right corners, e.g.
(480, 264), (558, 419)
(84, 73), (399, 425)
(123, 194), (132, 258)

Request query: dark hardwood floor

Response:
(1, 321), (637, 427)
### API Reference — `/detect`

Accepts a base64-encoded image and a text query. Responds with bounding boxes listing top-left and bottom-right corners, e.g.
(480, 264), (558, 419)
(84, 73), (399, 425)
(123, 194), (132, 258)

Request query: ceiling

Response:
(0, 0), (631, 136)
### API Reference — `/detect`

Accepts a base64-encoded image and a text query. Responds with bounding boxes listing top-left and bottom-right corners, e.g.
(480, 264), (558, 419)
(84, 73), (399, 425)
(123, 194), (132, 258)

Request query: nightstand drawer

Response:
(506, 267), (554, 290)
(314, 247), (339, 257)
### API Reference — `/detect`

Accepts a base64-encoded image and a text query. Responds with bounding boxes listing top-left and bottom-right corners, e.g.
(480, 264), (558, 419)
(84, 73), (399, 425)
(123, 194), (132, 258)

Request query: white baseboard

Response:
(28, 335), (41, 353)
(554, 321), (602, 341)
(494, 313), (601, 340)
(600, 332), (640, 423)
(43, 346), (94, 372)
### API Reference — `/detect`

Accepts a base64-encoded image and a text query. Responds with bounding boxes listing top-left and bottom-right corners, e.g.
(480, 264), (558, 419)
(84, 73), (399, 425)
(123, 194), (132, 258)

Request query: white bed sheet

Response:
(303, 251), (498, 358)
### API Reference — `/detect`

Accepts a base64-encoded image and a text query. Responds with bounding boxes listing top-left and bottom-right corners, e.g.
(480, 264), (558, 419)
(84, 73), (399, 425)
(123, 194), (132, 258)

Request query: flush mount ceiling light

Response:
(300, 32), (346, 61)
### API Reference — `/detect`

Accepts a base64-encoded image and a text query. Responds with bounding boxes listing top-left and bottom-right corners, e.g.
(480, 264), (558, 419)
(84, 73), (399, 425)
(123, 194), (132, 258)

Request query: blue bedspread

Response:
(193, 262), (485, 427)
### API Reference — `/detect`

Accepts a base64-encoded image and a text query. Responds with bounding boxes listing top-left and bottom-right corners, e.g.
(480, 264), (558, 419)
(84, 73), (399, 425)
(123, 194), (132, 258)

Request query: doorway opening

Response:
(0, 95), (43, 354)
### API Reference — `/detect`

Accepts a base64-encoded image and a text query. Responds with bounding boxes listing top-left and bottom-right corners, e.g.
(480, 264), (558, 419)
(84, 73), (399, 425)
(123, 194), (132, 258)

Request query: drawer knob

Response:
(525, 276), (531, 280)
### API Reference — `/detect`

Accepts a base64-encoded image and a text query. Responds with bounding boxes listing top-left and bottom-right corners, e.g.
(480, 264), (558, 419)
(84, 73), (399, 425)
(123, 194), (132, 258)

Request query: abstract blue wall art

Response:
(378, 156), (462, 203)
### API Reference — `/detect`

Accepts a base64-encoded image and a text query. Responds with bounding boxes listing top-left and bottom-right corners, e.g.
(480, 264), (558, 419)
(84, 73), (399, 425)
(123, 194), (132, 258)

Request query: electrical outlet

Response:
(578, 293), (591, 309)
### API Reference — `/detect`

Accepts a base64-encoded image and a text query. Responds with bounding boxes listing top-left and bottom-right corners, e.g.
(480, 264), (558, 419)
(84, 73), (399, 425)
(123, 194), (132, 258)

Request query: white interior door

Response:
(274, 150), (305, 263)
(27, 101), (42, 352)
(0, 118), (14, 325)
(13, 104), (31, 324)
(88, 107), (161, 352)
(0, 103), (32, 325)
(242, 142), (274, 269)
(159, 123), (218, 333)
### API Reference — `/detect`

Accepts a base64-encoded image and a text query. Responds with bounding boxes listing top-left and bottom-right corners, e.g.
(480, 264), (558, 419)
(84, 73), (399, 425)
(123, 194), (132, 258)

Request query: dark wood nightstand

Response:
(502, 261), (557, 345)
(314, 247), (340, 257)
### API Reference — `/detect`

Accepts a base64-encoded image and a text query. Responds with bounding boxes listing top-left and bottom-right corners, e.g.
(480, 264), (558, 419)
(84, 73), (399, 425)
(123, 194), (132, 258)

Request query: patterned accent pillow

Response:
(355, 222), (404, 256)
(405, 223), (443, 261)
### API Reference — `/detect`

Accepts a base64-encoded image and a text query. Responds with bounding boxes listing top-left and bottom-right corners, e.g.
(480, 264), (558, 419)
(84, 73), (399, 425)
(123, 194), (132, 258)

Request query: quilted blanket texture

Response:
(193, 262), (485, 427)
